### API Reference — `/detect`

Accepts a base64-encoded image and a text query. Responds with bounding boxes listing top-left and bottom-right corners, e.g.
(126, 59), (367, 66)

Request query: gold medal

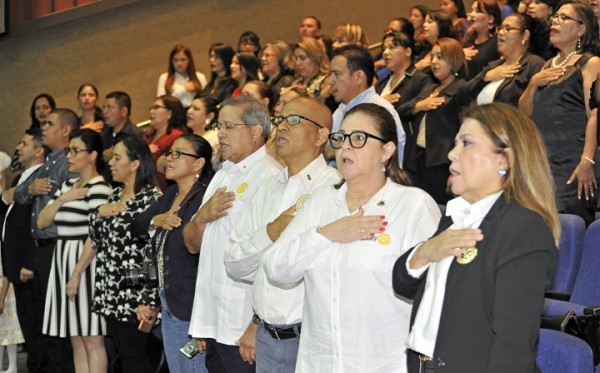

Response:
(377, 232), (391, 245)
(295, 194), (309, 210)
(236, 182), (249, 197)
(456, 247), (478, 264)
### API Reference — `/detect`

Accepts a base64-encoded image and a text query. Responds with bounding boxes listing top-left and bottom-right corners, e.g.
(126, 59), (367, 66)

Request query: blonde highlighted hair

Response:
(464, 103), (560, 245)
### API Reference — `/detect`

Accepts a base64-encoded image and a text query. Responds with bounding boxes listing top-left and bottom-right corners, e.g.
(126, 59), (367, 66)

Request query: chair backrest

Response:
(537, 329), (594, 373)
(570, 219), (600, 305)
(550, 214), (586, 294)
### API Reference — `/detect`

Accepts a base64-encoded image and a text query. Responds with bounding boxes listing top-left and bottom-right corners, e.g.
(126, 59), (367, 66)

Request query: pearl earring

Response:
(498, 167), (507, 177)
(577, 37), (582, 53)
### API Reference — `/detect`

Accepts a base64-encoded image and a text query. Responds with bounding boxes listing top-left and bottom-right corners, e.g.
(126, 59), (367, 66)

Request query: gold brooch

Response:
(456, 247), (478, 264)
(295, 194), (309, 210)
(236, 182), (249, 197)
(377, 232), (391, 245)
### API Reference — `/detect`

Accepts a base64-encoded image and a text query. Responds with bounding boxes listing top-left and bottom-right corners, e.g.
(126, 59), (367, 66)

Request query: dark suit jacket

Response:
(134, 181), (207, 321)
(392, 196), (557, 373)
(403, 78), (468, 172)
(0, 170), (40, 283)
(466, 52), (545, 107)
(375, 65), (433, 132)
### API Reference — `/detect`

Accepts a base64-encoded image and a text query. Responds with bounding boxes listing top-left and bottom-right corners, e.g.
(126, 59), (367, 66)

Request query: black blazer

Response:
(467, 52), (545, 107)
(375, 65), (433, 132)
(403, 78), (468, 171)
(0, 170), (39, 283)
(135, 181), (207, 320)
(393, 196), (557, 373)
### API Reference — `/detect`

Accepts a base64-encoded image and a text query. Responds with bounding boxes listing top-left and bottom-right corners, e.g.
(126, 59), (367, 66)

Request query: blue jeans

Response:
(255, 322), (300, 373)
(159, 290), (208, 373)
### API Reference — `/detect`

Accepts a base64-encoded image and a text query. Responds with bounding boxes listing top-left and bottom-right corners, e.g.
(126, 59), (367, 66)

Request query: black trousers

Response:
(106, 318), (154, 373)
(205, 338), (255, 373)
(13, 281), (40, 372)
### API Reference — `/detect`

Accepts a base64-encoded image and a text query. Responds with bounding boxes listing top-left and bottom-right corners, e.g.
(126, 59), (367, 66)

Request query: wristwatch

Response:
(150, 218), (158, 229)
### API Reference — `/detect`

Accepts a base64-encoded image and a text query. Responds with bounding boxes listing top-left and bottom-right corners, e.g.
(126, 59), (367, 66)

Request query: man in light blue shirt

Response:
(328, 45), (405, 165)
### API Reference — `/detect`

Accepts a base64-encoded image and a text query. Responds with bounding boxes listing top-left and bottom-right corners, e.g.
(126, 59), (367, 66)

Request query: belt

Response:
(35, 238), (57, 247)
(254, 314), (301, 340)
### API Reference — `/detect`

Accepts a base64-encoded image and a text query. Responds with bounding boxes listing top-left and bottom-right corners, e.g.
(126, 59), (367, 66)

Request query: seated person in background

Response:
(77, 84), (104, 132)
(393, 103), (558, 373)
(231, 52), (261, 97)
(375, 31), (433, 133)
(463, 0), (502, 80)
(144, 95), (186, 190)
(414, 11), (457, 72)
(242, 81), (274, 114)
(410, 5), (430, 46)
(440, 0), (469, 41)
(238, 31), (262, 57)
(289, 38), (331, 102)
(298, 16), (323, 39)
(202, 43), (237, 103)
(261, 41), (295, 104)
(331, 23), (369, 50)
(100, 91), (141, 162)
(157, 44), (208, 109)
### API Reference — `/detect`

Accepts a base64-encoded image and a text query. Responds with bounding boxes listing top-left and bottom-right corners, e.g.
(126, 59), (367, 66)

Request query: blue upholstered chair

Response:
(550, 214), (586, 294)
(537, 329), (594, 373)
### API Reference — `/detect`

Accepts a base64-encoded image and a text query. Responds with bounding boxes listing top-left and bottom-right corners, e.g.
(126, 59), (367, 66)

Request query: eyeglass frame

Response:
(271, 114), (324, 129)
(65, 147), (91, 156)
(164, 150), (200, 160)
(549, 13), (584, 25)
(214, 121), (251, 130)
(328, 130), (387, 149)
(497, 24), (525, 33)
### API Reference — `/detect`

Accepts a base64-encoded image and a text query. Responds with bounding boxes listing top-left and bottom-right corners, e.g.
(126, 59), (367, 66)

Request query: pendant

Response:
(456, 247), (478, 264)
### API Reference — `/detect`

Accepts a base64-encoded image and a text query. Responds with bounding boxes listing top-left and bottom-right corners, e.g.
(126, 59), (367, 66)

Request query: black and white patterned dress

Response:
(42, 176), (111, 337)
(90, 186), (162, 323)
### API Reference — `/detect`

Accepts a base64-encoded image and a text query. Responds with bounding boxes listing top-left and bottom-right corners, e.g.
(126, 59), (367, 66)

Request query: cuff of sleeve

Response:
(254, 224), (273, 249)
(311, 226), (333, 250)
(406, 243), (430, 278)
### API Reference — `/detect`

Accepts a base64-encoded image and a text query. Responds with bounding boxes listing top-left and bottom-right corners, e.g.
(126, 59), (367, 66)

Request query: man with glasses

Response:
(327, 45), (405, 165)
(184, 95), (282, 372)
(224, 97), (338, 372)
(13, 109), (78, 373)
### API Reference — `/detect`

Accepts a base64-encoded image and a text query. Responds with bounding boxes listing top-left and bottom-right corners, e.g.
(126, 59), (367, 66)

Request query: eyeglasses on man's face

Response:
(271, 114), (323, 129)
(164, 150), (200, 160)
(214, 121), (249, 130)
(328, 131), (387, 149)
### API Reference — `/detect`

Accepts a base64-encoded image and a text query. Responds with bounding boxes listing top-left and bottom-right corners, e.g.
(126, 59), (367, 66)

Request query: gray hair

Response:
(221, 95), (271, 139)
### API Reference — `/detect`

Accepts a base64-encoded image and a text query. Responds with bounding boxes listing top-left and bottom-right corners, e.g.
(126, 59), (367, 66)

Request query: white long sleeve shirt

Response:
(188, 146), (281, 345)
(263, 179), (440, 372)
(157, 71), (208, 107)
(224, 155), (340, 325)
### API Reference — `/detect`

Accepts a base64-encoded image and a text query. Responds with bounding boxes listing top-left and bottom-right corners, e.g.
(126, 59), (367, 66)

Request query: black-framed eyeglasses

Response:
(164, 150), (200, 160)
(65, 147), (91, 156)
(149, 104), (168, 111)
(214, 121), (249, 130)
(271, 114), (323, 129)
(498, 25), (524, 32)
(328, 131), (387, 149)
(549, 13), (583, 24)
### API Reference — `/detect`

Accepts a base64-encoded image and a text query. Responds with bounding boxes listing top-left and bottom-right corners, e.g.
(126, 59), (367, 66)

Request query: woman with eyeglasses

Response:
(262, 103), (440, 372)
(467, 13), (547, 106)
(375, 31), (433, 132)
(145, 95), (187, 190)
(136, 134), (215, 373)
(520, 0), (600, 225)
(67, 136), (161, 373)
(37, 129), (112, 373)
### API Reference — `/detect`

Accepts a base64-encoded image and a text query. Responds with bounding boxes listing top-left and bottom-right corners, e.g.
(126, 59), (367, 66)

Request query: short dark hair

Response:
(70, 128), (104, 172)
(117, 136), (157, 193)
(53, 108), (79, 131)
(305, 16), (322, 29)
(333, 45), (375, 86)
(105, 91), (131, 115)
(177, 133), (215, 185)
(244, 80), (274, 113)
(238, 31), (262, 55)
(25, 128), (50, 158)
(382, 31), (416, 61)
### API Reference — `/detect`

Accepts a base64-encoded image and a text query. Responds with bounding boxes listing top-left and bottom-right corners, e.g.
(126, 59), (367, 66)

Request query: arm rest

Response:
(545, 291), (571, 301)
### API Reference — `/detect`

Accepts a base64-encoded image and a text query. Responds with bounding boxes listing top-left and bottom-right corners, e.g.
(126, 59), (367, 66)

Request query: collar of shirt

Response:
(339, 86), (377, 115)
(220, 145), (269, 174)
(333, 177), (391, 210)
(46, 147), (65, 163)
(446, 191), (503, 228)
(17, 163), (43, 186)
(277, 154), (333, 187)
(174, 72), (191, 82)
